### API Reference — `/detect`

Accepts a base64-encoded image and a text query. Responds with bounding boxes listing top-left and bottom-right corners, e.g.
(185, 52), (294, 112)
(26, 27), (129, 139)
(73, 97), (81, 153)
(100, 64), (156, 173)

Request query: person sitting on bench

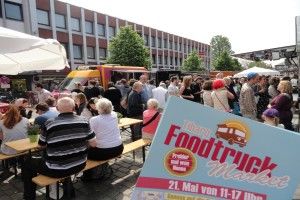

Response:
(22, 97), (96, 200)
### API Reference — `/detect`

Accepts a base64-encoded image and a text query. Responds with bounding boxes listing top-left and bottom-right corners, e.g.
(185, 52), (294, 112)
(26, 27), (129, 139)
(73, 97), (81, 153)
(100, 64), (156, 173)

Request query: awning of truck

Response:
(67, 70), (100, 78)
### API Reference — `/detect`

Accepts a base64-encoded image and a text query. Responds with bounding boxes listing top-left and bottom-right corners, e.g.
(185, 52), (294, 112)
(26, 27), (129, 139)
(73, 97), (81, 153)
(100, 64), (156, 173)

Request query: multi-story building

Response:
(0, 0), (211, 90)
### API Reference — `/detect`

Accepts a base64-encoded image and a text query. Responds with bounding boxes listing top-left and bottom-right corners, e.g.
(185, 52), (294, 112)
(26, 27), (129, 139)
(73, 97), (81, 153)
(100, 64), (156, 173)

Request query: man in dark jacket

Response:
(127, 82), (144, 140)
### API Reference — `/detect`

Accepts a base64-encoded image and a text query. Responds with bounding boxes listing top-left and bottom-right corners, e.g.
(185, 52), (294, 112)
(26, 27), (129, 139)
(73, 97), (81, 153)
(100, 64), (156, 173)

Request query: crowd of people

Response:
(0, 72), (297, 199)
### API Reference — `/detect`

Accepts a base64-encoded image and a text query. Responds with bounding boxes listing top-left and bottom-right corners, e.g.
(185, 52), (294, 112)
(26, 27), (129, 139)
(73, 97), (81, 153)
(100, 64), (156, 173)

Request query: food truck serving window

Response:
(57, 78), (86, 91)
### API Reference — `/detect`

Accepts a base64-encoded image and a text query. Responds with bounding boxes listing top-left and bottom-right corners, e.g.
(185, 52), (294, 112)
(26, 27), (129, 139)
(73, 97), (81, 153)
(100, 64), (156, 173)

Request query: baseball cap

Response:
(247, 72), (258, 80)
(263, 108), (279, 118)
(213, 79), (225, 90)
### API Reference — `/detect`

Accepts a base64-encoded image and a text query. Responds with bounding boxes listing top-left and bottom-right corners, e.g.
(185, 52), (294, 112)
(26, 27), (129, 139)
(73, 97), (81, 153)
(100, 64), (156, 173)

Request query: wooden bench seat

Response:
(0, 151), (29, 161)
(32, 138), (152, 187)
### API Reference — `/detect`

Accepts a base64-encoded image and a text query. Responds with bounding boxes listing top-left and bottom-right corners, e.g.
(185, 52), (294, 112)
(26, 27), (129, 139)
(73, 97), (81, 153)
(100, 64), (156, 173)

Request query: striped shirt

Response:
(38, 112), (96, 170)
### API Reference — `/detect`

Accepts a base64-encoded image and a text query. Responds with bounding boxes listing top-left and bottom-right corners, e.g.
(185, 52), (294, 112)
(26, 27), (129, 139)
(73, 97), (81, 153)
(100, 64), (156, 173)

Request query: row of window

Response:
(0, 1), (23, 21)
(37, 9), (116, 38)
(67, 44), (209, 67)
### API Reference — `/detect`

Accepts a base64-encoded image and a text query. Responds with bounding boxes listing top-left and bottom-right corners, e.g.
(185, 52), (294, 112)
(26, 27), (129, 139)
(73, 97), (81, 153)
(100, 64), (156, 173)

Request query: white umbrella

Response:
(0, 27), (69, 75)
(233, 66), (280, 78)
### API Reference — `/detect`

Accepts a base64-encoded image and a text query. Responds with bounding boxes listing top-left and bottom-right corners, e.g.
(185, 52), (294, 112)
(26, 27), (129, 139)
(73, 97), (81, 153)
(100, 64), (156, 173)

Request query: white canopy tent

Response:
(233, 66), (280, 78)
(0, 27), (69, 75)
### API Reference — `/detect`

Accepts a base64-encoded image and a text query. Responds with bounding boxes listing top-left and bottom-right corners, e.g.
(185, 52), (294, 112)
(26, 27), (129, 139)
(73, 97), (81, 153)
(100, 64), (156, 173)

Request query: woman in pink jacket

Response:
(142, 99), (162, 140)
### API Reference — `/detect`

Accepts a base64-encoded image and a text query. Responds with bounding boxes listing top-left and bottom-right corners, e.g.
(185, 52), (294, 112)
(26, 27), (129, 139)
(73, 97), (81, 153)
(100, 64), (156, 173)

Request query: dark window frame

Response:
(109, 26), (115, 38)
(37, 9), (50, 26)
(4, 1), (23, 21)
(97, 23), (105, 36)
(71, 17), (81, 32)
(99, 48), (107, 59)
(85, 20), (93, 34)
(73, 44), (82, 59)
(87, 46), (95, 59)
(55, 13), (66, 29)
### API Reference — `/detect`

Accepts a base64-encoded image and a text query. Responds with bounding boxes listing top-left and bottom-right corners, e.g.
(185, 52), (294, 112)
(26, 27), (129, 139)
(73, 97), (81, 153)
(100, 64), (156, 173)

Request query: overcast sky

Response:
(60, 0), (300, 54)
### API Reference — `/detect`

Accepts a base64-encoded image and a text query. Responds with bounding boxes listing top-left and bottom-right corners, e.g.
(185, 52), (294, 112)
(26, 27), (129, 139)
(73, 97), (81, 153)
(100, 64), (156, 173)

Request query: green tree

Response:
(182, 50), (206, 71)
(210, 35), (234, 61)
(107, 25), (152, 70)
(213, 51), (242, 71)
(248, 61), (272, 69)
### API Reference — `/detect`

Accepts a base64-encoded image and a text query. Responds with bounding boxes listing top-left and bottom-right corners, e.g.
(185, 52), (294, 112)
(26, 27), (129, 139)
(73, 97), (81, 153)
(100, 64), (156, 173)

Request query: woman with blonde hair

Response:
(179, 76), (194, 101)
(269, 80), (294, 131)
(0, 105), (29, 173)
(75, 93), (87, 115)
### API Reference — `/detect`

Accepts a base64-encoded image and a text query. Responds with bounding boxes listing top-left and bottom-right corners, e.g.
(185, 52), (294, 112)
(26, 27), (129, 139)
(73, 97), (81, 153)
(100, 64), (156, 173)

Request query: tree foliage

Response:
(213, 51), (242, 71)
(210, 35), (234, 61)
(107, 25), (152, 70)
(182, 50), (206, 72)
(248, 61), (272, 69)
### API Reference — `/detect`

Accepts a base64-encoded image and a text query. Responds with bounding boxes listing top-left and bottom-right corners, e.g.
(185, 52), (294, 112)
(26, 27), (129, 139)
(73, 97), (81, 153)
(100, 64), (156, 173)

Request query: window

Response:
(164, 39), (167, 49)
(144, 35), (149, 46)
(179, 58), (182, 66)
(152, 55), (156, 64)
(85, 21), (93, 34)
(5, 1), (23, 21)
(169, 41), (173, 49)
(37, 9), (49, 26)
(184, 44), (186, 53)
(73, 45), (82, 59)
(87, 46), (95, 59)
(109, 26), (115, 38)
(170, 57), (173, 65)
(97, 24), (105, 36)
(188, 45), (190, 53)
(99, 48), (106, 59)
(164, 56), (167, 65)
(55, 13), (66, 29)
(158, 55), (162, 64)
(179, 43), (182, 51)
(0, 2), (2, 18)
(174, 42), (177, 50)
(175, 58), (178, 66)
(157, 38), (161, 48)
(71, 17), (80, 32)
(151, 36), (155, 47)
(61, 43), (68, 58)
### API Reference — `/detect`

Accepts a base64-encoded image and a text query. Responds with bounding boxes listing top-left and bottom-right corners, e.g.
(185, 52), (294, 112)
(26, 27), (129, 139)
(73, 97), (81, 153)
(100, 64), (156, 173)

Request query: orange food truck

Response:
(52, 65), (148, 97)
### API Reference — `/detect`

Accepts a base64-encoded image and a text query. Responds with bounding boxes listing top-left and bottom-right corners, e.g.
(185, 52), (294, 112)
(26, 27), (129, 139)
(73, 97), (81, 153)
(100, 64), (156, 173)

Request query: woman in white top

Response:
(211, 79), (234, 112)
(88, 98), (123, 160)
(202, 80), (214, 107)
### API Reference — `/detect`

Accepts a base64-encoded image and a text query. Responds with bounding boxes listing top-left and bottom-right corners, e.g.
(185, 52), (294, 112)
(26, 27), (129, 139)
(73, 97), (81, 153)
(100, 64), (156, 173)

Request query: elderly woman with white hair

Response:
(82, 98), (124, 180)
(142, 99), (162, 140)
(87, 98), (124, 160)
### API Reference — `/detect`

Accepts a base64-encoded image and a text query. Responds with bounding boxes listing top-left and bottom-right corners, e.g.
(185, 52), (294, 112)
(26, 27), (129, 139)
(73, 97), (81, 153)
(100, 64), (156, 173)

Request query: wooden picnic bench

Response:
(32, 138), (152, 199)
(0, 151), (31, 177)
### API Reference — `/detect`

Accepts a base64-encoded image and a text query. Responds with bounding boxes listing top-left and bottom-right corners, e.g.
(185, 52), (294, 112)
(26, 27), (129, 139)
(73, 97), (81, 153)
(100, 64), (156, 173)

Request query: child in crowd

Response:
(262, 108), (284, 128)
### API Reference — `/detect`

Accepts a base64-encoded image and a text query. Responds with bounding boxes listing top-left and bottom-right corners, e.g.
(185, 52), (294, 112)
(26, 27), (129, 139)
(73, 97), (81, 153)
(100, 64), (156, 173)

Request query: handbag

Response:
(120, 95), (128, 109)
(143, 111), (159, 127)
(214, 91), (231, 112)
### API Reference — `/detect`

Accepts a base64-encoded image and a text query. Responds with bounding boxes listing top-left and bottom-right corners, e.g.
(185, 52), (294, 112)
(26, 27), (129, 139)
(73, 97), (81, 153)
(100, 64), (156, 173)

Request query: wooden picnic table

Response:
(118, 117), (142, 127)
(5, 118), (142, 153)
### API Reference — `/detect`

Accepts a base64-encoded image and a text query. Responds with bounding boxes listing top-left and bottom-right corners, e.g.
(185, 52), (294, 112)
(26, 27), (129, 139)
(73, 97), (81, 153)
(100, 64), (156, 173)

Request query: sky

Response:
(60, 0), (300, 54)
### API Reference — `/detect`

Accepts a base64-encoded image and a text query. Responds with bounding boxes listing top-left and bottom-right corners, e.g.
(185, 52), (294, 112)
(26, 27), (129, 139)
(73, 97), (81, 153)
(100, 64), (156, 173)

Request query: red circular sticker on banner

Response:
(164, 148), (197, 177)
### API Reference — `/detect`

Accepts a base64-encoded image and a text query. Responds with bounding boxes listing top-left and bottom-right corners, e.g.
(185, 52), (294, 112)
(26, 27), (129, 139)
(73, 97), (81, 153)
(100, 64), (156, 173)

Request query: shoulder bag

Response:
(143, 111), (159, 127)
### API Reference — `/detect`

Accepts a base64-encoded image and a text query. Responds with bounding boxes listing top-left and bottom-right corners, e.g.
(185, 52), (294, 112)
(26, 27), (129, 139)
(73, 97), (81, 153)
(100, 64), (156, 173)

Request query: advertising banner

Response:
(132, 97), (300, 200)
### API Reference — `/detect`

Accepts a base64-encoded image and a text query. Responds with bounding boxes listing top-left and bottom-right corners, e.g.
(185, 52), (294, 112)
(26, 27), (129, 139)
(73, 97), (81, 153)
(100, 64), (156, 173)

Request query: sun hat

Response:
(263, 108), (279, 118)
(247, 72), (258, 80)
(212, 79), (225, 89)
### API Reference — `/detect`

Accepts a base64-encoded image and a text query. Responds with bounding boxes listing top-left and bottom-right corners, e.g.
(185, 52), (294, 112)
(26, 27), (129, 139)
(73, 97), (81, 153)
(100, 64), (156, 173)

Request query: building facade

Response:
(0, 0), (211, 85)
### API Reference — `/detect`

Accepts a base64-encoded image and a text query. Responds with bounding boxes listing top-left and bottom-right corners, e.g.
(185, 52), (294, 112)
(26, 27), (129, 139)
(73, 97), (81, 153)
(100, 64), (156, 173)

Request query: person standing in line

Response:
(152, 82), (168, 112)
(75, 93), (87, 116)
(211, 79), (234, 112)
(167, 76), (180, 97)
(179, 76), (194, 101)
(202, 80), (214, 107)
(127, 82), (144, 140)
(268, 77), (280, 100)
(239, 72), (259, 120)
(139, 75), (151, 107)
(103, 82), (122, 113)
(84, 80), (101, 100)
(35, 83), (51, 103)
(23, 97), (96, 200)
(269, 80), (294, 131)
(191, 77), (203, 103)
(148, 79), (156, 97)
(254, 76), (270, 122)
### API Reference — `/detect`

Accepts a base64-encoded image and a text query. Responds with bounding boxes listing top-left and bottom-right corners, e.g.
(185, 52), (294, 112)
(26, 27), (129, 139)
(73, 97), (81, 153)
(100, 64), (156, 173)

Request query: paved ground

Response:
(0, 130), (146, 200)
(1, 111), (300, 200)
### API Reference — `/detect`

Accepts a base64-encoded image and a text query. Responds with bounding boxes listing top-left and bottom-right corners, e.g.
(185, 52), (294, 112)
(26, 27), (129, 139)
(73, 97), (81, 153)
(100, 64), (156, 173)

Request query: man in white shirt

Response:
(167, 76), (179, 97)
(152, 83), (168, 112)
(35, 83), (51, 103)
